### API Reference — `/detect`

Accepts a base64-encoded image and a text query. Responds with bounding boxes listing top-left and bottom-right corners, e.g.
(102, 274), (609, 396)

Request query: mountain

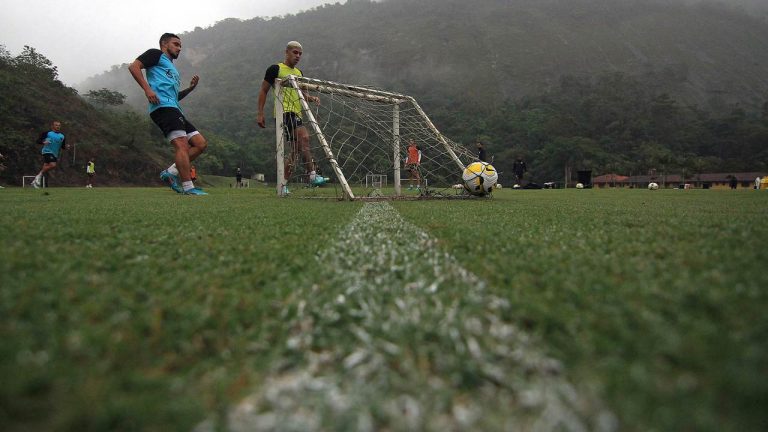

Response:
(84, 0), (768, 112)
(78, 0), (768, 182)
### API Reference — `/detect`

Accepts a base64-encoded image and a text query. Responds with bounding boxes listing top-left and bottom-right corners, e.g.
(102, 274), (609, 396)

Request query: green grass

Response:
(395, 189), (768, 431)
(1, 187), (766, 431)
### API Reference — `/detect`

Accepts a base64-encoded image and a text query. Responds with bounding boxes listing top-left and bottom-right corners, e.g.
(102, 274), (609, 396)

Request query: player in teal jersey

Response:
(128, 33), (208, 196)
(32, 120), (66, 188)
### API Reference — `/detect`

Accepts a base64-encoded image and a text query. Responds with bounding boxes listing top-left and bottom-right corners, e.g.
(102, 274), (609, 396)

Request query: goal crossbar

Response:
(285, 76), (411, 104)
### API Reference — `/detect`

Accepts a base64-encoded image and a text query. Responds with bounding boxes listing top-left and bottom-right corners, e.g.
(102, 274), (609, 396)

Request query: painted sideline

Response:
(196, 202), (615, 431)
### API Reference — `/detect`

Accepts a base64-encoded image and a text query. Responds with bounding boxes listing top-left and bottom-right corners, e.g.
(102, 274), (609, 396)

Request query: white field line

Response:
(196, 202), (616, 432)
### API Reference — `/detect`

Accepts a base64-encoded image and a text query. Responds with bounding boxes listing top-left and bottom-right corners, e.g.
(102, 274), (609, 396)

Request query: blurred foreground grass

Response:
(1, 187), (766, 431)
(396, 189), (768, 431)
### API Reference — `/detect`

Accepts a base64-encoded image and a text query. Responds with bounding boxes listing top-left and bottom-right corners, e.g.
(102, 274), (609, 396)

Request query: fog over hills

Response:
(78, 0), (768, 183)
(83, 0), (768, 120)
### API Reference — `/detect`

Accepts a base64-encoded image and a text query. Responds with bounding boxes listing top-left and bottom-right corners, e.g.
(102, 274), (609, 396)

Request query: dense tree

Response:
(84, 88), (126, 107)
(13, 46), (59, 82)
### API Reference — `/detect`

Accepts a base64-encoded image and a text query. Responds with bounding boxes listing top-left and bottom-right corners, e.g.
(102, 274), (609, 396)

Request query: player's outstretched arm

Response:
(179, 75), (199, 101)
(128, 60), (159, 104)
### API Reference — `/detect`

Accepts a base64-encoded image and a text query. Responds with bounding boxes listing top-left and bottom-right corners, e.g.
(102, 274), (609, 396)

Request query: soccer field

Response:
(1, 187), (766, 431)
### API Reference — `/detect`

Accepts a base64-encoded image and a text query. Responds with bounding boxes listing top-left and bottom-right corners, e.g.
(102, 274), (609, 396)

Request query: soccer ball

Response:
(648, 182), (659, 190)
(462, 162), (498, 196)
(576, 182), (584, 189)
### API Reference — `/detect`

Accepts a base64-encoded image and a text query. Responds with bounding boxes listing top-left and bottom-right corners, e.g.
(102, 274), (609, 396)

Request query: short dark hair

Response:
(159, 33), (180, 46)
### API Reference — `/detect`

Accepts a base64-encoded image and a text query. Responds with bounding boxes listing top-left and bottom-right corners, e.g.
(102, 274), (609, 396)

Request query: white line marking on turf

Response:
(196, 202), (616, 432)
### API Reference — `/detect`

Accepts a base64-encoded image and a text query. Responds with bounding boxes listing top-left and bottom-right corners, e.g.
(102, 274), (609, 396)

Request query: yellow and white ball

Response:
(462, 162), (498, 196)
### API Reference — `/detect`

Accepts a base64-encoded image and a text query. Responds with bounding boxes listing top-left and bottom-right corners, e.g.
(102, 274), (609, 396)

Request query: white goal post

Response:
(273, 76), (473, 200)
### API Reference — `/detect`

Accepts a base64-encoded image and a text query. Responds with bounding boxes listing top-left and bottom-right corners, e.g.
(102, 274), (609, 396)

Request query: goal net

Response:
(272, 76), (477, 200)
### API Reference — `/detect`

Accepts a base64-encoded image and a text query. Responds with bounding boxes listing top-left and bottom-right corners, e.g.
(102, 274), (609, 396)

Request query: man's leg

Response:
(285, 140), (298, 180)
(171, 136), (192, 182)
(170, 136), (203, 195)
(164, 134), (207, 176)
(296, 127), (316, 181)
(187, 134), (208, 161)
(34, 162), (56, 187)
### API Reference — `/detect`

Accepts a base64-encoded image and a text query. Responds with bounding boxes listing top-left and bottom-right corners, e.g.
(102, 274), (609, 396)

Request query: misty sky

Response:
(0, 0), (337, 86)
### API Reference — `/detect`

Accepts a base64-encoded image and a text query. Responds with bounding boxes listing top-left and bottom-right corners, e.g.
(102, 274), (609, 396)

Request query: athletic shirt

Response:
(38, 130), (66, 157)
(406, 145), (421, 164)
(264, 63), (303, 116)
(136, 49), (181, 113)
(87, 162), (95, 174)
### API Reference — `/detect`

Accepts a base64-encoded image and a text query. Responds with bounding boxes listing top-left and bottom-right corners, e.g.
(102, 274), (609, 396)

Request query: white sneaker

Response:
(32, 176), (41, 188)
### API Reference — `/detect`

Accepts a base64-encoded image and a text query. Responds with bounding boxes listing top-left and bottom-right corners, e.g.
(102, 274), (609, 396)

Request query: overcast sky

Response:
(0, 0), (337, 86)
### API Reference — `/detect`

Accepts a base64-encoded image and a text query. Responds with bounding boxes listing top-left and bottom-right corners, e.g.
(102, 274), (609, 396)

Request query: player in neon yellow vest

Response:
(257, 41), (321, 194)
(86, 159), (95, 188)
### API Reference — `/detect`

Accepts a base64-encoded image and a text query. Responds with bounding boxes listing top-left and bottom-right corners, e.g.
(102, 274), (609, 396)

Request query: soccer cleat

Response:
(32, 176), (42, 189)
(183, 187), (208, 196)
(160, 170), (182, 193)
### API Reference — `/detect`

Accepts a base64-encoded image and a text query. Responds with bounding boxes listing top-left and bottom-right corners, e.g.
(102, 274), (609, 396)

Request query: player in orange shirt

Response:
(405, 139), (422, 190)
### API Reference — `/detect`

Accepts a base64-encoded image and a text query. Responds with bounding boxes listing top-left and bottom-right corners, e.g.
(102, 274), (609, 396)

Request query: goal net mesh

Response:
(275, 76), (477, 200)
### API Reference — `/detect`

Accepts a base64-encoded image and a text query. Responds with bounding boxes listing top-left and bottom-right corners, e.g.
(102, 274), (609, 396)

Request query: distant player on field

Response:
(256, 41), (321, 195)
(86, 159), (95, 188)
(512, 155), (527, 185)
(32, 120), (66, 188)
(405, 139), (422, 190)
(128, 32), (208, 196)
(476, 141), (487, 162)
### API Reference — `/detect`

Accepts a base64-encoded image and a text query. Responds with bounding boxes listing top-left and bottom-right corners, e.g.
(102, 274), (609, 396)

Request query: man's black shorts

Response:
(150, 107), (199, 141)
(283, 112), (304, 142)
(42, 153), (57, 163)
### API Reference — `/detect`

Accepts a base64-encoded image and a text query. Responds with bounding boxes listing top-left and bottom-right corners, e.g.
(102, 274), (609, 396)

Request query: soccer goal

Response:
(273, 76), (476, 200)
(365, 174), (387, 189)
(22, 176), (44, 188)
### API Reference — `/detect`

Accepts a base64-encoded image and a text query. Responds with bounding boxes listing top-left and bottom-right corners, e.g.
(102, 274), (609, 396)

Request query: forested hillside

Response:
(0, 46), (170, 186)
(73, 0), (768, 182)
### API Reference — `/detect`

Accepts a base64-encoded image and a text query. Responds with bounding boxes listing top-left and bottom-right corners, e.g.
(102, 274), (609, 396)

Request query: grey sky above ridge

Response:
(0, 0), (340, 85)
(0, 0), (763, 86)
